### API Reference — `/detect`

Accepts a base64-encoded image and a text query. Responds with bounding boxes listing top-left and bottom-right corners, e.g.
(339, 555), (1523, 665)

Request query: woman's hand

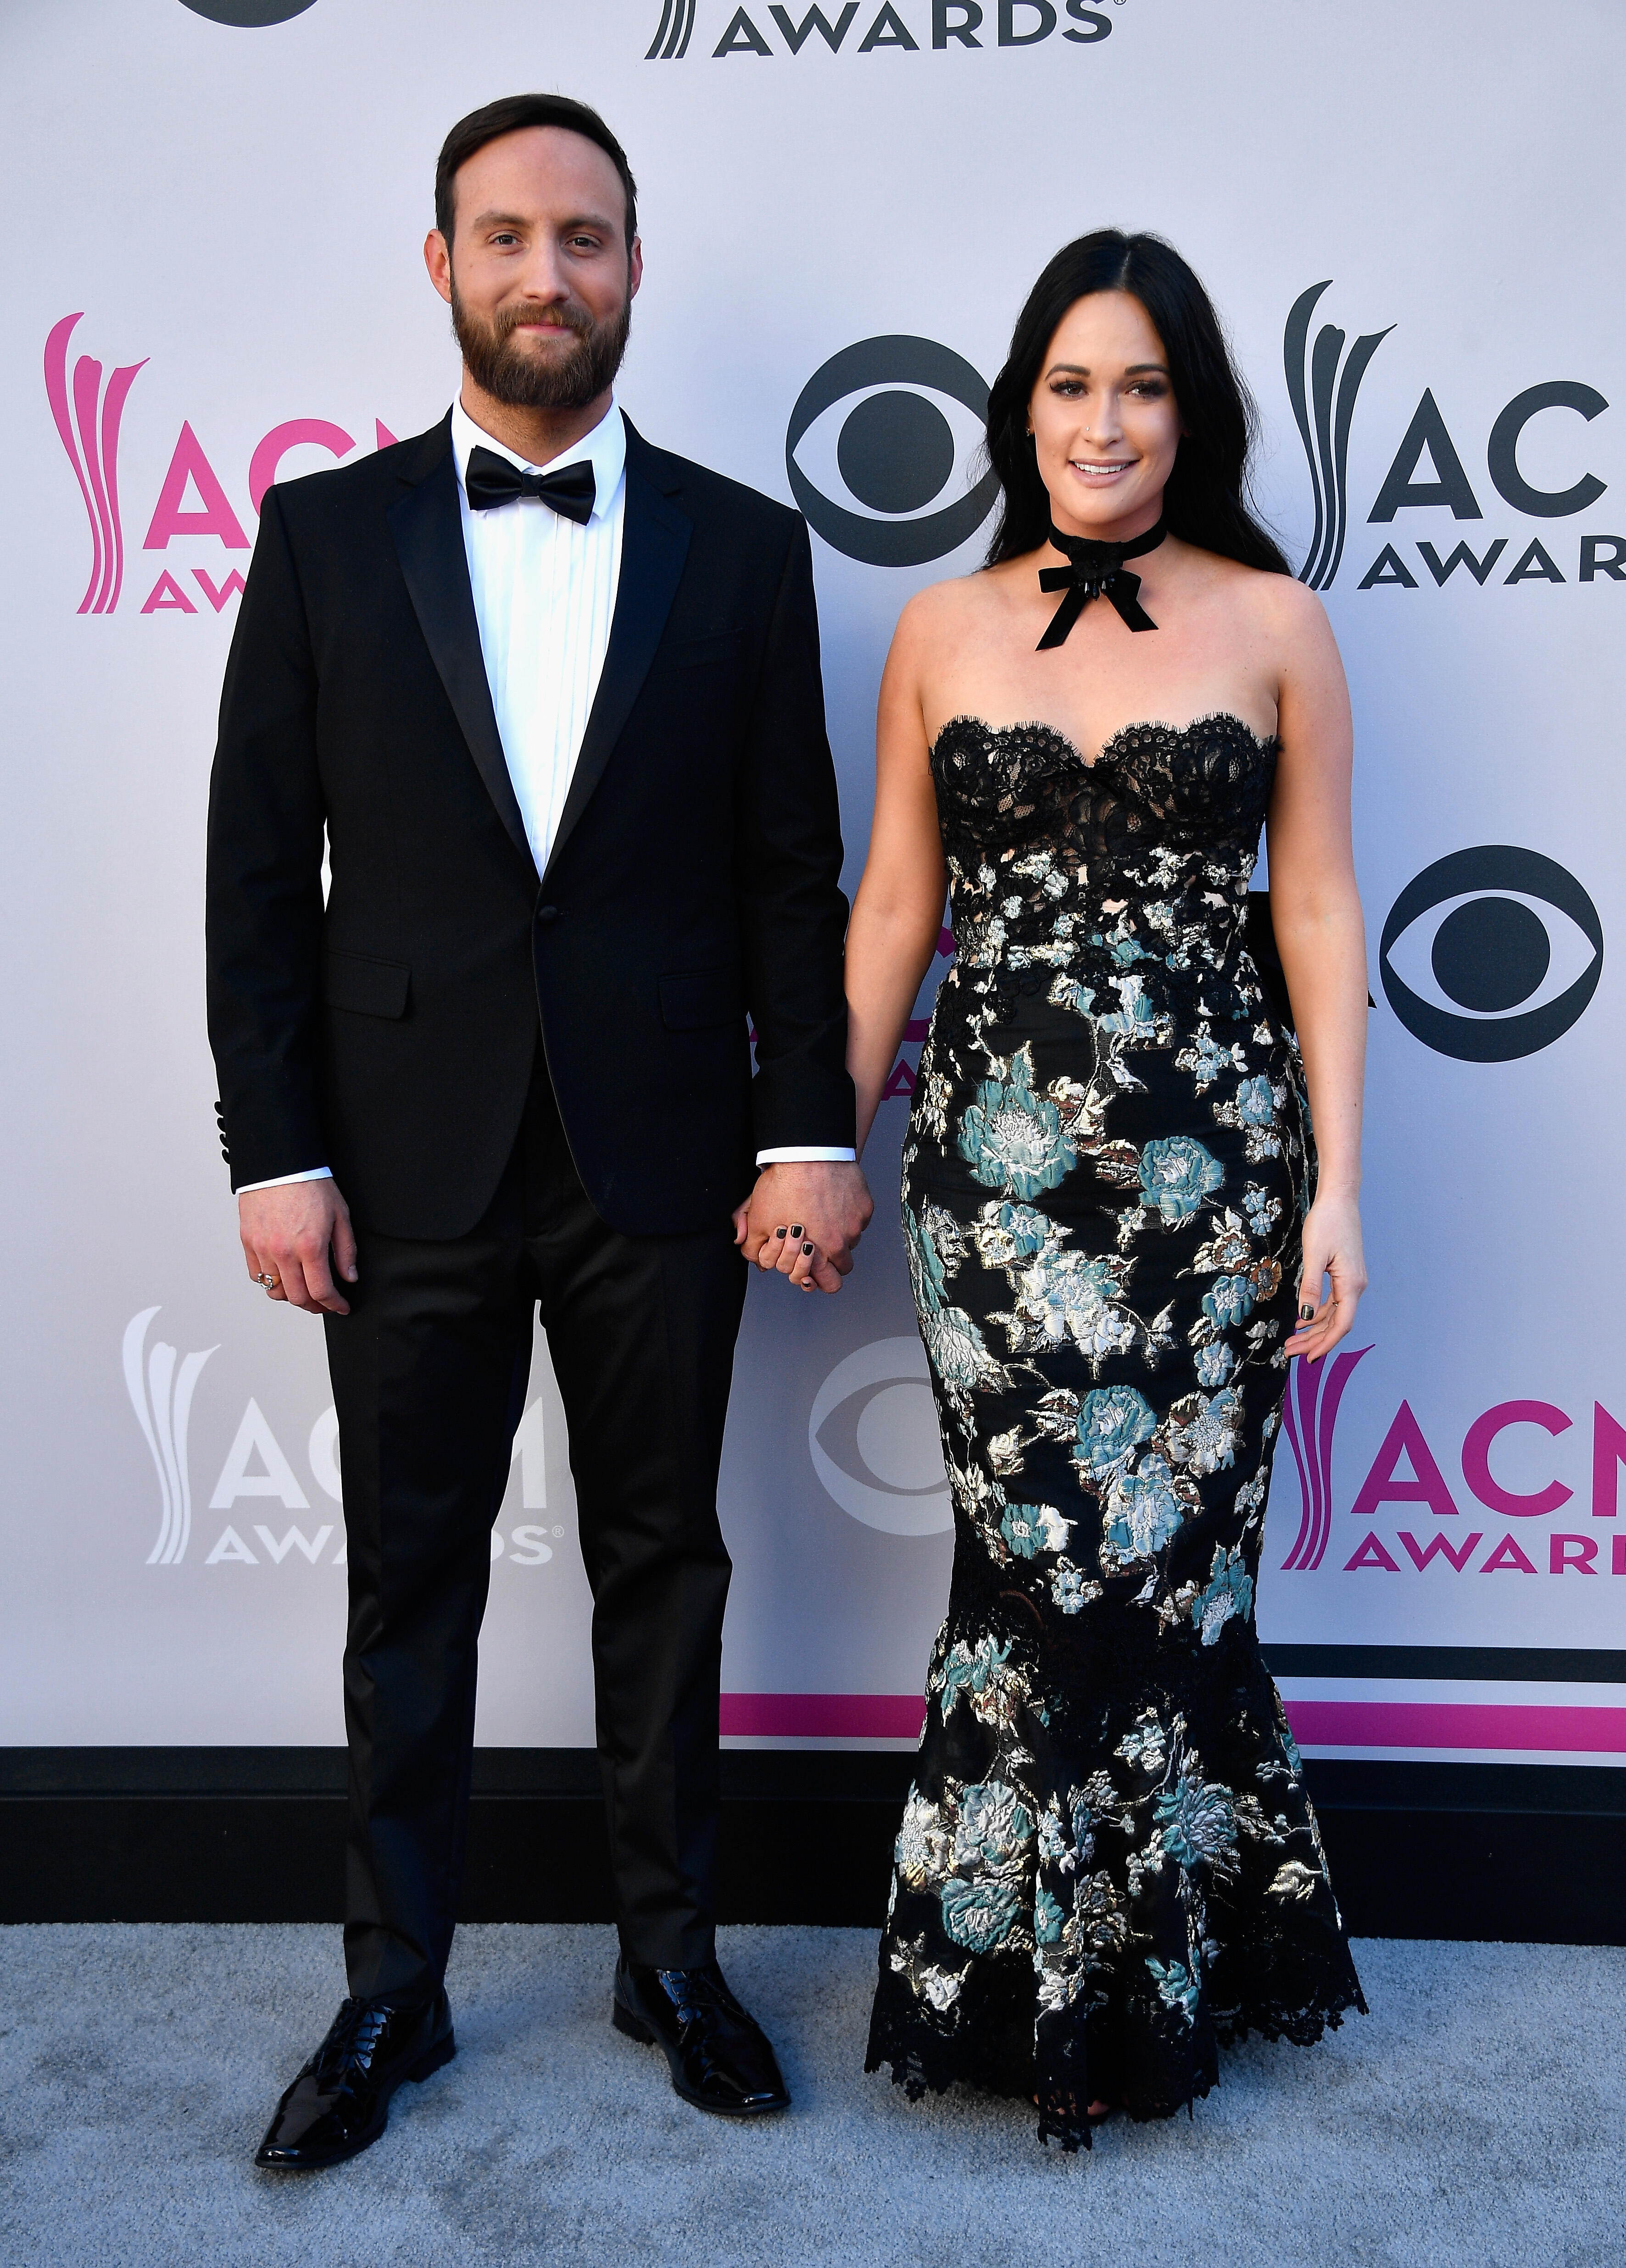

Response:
(1287, 1190), (1367, 1362)
(728, 1201), (825, 1291)
(726, 1201), (827, 1291)
(730, 1162), (873, 1294)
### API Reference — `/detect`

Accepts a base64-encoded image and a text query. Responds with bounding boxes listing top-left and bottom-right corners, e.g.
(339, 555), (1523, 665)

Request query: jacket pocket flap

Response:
(659, 969), (742, 1032)
(323, 951), (410, 1019)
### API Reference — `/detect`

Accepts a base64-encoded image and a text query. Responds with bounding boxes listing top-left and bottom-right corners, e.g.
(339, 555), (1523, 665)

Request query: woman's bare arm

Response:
(846, 597), (951, 1156)
(1264, 579), (1369, 1359)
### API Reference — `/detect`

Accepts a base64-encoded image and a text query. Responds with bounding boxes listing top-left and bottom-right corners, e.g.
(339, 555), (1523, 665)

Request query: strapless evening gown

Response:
(865, 714), (1366, 2150)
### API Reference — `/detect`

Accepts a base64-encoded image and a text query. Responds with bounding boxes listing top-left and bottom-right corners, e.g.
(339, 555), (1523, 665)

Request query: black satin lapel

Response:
(542, 461), (692, 887)
(386, 441), (536, 874)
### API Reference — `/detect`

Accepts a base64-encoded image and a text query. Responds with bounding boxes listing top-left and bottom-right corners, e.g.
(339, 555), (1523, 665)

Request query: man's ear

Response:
(628, 235), (644, 300)
(424, 229), (453, 307)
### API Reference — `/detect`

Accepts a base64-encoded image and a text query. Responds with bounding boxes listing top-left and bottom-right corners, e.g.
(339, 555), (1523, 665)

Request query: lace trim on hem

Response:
(864, 1978), (1368, 2154)
(863, 2042), (1099, 2154)
(1209, 1980), (1370, 2050)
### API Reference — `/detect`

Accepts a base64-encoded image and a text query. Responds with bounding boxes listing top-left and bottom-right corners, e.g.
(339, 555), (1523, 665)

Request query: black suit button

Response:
(535, 905), (562, 927)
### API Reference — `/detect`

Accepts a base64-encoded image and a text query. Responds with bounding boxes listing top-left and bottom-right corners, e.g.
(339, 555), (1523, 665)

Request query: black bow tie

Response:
(464, 446), (596, 523)
(1036, 515), (1166, 648)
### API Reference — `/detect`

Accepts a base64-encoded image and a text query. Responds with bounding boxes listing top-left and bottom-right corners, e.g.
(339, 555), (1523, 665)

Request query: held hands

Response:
(239, 1181), (359, 1316)
(1286, 1190), (1367, 1363)
(732, 1161), (874, 1294)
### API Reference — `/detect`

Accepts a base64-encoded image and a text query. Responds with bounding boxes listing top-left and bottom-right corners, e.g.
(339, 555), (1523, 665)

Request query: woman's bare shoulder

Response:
(1200, 551), (1325, 631)
(893, 561), (1027, 645)
(1189, 550), (1337, 671)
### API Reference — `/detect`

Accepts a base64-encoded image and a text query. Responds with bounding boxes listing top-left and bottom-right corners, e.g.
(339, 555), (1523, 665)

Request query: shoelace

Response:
(313, 1997), (394, 2079)
(655, 1968), (740, 2026)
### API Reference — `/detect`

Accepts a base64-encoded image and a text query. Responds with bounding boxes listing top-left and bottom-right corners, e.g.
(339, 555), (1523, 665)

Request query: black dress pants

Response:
(325, 1052), (748, 2005)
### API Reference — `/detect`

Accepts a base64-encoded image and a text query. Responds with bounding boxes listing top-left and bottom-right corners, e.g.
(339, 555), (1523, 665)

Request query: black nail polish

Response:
(1299, 1304), (1315, 1322)
(791, 1225), (804, 1239)
(775, 1226), (787, 1240)
(802, 1241), (814, 1255)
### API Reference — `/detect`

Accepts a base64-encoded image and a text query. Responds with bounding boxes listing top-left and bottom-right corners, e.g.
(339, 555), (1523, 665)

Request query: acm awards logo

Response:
(45, 312), (397, 619)
(1283, 279), (1621, 597)
(123, 1308), (558, 1569)
(649, 0), (1124, 61)
(1279, 1345), (1626, 1584)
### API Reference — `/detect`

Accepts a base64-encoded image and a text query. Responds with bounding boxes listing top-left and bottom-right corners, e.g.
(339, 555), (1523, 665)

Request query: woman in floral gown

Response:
(840, 233), (1370, 2147)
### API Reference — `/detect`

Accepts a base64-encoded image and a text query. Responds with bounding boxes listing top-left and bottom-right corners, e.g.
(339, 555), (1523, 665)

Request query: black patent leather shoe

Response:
(612, 1959), (790, 2116)
(254, 1990), (455, 2169)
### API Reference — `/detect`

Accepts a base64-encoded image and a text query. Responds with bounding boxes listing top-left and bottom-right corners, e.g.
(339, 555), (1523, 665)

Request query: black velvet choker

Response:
(1036, 514), (1166, 649)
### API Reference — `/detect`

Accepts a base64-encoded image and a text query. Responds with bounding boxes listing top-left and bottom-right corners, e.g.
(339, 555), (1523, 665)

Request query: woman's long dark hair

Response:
(984, 230), (1289, 574)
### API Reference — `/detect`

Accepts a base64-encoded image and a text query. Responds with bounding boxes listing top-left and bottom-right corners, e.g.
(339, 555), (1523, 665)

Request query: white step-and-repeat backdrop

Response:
(4, 0), (1621, 1767)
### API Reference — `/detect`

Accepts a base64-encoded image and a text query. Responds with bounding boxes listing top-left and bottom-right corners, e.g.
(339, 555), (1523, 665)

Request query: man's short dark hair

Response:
(434, 94), (638, 252)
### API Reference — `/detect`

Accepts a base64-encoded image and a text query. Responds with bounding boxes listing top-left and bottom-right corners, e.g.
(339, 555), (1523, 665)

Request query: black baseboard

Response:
(3, 1748), (1623, 1941)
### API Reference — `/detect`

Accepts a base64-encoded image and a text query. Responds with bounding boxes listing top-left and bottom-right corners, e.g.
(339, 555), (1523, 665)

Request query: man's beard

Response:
(450, 282), (631, 412)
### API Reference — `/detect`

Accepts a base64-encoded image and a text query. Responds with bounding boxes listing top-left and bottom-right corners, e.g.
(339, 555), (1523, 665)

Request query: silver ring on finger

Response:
(256, 1271), (281, 1290)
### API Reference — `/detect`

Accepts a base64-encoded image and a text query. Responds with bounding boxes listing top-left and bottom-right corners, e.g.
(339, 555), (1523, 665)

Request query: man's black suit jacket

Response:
(206, 414), (855, 1241)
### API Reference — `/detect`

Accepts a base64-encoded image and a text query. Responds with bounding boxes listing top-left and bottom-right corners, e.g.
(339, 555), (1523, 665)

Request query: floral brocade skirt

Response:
(864, 981), (1367, 2150)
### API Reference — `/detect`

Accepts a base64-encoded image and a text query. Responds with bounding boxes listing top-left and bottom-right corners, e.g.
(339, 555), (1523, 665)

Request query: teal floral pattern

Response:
(958, 1044), (1077, 1198)
(1138, 1134), (1225, 1223)
(867, 717), (1365, 2150)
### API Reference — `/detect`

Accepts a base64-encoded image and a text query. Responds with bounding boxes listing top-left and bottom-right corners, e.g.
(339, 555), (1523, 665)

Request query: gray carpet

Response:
(1, 1925), (1621, 2266)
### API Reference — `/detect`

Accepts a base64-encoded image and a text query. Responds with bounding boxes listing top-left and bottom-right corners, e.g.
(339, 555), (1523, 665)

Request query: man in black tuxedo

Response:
(206, 94), (872, 2168)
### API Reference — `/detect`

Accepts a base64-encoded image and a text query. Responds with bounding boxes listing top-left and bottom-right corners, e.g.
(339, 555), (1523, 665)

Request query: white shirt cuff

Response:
(236, 1167), (334, 1193)
(754, 1148), (858, 1165)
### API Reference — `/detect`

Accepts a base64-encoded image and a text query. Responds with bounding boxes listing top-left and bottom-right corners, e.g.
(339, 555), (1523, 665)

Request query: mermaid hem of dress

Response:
(863, 1975), (1369, 2152)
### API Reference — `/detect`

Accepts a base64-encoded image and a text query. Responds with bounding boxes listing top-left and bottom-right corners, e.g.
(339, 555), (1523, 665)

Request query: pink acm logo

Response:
(45, 314), (148, 614)
(1278, 1344), (1372, 1571)
(1280, 1345), (1626, 1579)
(45, 311), (395, 617)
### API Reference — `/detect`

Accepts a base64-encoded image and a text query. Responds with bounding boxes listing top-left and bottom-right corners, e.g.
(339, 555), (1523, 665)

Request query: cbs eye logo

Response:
(786, 337), (999, 568)
(807, 1338), (950, 1534)
(1380, 845), (1603, 1061)
(178, 0), (317, 18)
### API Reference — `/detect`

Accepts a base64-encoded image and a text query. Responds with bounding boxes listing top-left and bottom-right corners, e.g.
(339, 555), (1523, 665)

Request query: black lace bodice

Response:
(931, 712), (1277, 872)
(925, 714), (1279, 1056)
